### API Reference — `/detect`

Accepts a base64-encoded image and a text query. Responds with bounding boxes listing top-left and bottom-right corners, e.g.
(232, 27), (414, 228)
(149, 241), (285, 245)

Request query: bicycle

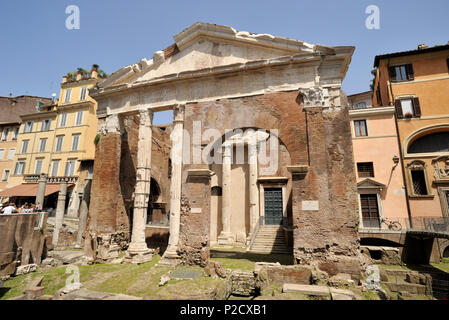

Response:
(380, 218), (402, 231)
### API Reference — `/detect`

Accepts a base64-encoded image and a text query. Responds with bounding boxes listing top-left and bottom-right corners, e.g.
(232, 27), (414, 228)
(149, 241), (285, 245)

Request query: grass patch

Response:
(430, 259), (449, 273)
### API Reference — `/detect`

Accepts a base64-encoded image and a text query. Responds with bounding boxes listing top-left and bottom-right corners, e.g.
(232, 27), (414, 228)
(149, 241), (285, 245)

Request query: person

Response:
(1, 203), (18, 215)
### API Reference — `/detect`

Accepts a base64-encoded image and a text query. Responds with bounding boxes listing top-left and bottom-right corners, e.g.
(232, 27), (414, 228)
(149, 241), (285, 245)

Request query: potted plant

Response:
(91, 64), (99, 72)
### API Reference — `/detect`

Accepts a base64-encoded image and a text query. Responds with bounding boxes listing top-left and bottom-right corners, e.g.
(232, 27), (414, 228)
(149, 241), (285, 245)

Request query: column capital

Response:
(139, 108), (154, 127)
(99, 113), (123, 135)
(173, 104), (185, 122)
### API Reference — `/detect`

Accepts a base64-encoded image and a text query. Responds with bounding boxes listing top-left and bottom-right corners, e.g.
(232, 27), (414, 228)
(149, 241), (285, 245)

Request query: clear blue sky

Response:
(1, 0), (448, 124)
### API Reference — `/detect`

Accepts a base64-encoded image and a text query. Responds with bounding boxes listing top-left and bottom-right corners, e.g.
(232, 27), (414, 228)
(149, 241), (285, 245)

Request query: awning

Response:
(0, 184), (73, 198)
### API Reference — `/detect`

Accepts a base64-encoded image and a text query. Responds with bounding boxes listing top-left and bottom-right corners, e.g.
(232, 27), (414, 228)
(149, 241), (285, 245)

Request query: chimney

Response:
(92, 70), (98, 79)
(417, 44), (428, 50)
(62, 76), (67, 84)
(8, 93), (12, 98)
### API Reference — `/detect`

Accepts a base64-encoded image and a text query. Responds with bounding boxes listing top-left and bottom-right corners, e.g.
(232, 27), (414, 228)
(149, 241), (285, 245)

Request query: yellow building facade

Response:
(6, 70), (101, 216)
(373, 44), (449, 219)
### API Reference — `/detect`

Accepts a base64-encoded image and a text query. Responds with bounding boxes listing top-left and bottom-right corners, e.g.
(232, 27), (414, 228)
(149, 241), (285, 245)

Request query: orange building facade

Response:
(373, 44), (449, 219)
(348, 92), (409, 230)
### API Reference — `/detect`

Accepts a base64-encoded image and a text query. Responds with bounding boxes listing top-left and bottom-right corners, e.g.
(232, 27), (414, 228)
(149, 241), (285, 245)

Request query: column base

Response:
(159, 247), (181, 267)
(217, 232), (234, 245)
(125, 242), (153, 264)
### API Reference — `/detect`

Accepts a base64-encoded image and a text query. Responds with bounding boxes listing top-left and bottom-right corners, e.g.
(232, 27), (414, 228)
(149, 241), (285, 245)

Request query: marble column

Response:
(248, 142), (259, 240)
(35, 173), (47, 210)
(127, 108), (153, 263)
(218, 143), (233, 244)
(162, 104), (184, 263)
(52, 182), (68, 246)
(75, 177), (92, 248)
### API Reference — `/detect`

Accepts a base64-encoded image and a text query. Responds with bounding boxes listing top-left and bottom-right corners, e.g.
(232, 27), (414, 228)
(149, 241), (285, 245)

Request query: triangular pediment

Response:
(357, 178), (386, 189)
(96, 22), (337, 90)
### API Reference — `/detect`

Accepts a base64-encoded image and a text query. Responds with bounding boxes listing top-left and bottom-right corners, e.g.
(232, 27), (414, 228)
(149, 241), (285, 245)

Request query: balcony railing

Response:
(360, 216), (449, 235)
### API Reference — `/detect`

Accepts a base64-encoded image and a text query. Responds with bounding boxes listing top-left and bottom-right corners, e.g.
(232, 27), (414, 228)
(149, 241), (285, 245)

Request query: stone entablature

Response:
(23, 174), (78, 184)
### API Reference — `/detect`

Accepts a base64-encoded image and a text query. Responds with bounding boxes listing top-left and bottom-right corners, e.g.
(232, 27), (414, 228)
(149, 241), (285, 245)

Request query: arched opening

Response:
(408, 132), (449, 154)
(443, 246), (449, 258)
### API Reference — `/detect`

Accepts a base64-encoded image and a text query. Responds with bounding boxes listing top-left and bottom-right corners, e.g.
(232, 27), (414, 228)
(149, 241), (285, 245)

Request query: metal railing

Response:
(360, 216), (449, 235)
(248, 216), (264, 250)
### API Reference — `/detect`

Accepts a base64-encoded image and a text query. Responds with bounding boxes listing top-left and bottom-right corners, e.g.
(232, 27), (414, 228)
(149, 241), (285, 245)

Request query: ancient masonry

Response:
(84, 23), (362, 276)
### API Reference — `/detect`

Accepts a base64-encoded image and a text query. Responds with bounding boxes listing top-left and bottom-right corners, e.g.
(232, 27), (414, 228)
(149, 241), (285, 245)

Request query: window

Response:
(21, 140), (29, 154)
(51, 160), (60, 177)
(411, 171), (428, 195)
(2, 169), (10, 181)
(7, 148), (15, 160)
(87, 165), (93, 179)
(41, 119), (51, 131)
(71, 134), (80, 151)
(34, 158), (43, 174)
(12, 127), (19, 140)
(357, 162), (375, 178)
(407, 161), (430, 196)
(79, 87), (88, 101)
(14, 161), (25, 175)
(75, 111), (83, 126)
(64, 89), (72, 103)
(24, 121), (33, 133)
(0, 149), (4, 160)
(355, 102), (367, 109)
(55, 136), (64, 152)
(354, 120), (368, 137)
(408, 132), (449, 154)
(389, 64), (414, 82)
(39, 138), (47, 152)
(64, 159), (76, 176)
(59, 112), (68, 127)
(360, 194), (380, 228)
(395, 97), (421, 119)
(1, 128), (9, 141)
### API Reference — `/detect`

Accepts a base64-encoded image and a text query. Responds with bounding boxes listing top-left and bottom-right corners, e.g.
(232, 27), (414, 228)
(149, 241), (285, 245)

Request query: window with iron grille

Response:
(357, 162), (374, 178)
(360, 194), (380, 228)
(411, 170), (428, 195)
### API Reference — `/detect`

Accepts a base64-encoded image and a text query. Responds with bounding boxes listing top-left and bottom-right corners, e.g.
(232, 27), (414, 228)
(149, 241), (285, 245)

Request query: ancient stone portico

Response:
(86, 22), (361, 276)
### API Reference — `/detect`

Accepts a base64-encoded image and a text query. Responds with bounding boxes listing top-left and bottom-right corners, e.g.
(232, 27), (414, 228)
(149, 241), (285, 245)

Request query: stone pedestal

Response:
(218, 143), (233, 244)
(52, 182), (68, 246)
(126, 109), (154, 264)
(160, 105), (184, 266)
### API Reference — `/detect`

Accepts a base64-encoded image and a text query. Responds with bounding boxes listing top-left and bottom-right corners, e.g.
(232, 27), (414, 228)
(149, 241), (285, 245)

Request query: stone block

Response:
(282, 284), (330, 297)
(15, 264), (37, 275)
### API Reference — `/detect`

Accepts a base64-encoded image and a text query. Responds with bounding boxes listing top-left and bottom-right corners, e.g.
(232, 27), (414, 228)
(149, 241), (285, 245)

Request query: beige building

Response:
(2, 68), (103, 216)
(0, 95), (52, 196)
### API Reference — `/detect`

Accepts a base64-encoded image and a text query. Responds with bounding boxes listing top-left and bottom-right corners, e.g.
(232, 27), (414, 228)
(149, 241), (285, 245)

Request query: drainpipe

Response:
(388, 60), (413, 228)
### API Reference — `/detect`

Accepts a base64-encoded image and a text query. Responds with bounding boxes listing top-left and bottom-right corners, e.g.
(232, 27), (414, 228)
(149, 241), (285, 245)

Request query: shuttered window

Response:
(395, 97), (421, 118)
(360, 194), (380, 228)
(389, 64), (414, 82)
(411, 170), (428, 195)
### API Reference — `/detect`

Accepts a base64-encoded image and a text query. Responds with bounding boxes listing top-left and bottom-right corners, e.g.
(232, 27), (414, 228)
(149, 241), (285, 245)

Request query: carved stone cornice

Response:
(173, 104), (185, 123)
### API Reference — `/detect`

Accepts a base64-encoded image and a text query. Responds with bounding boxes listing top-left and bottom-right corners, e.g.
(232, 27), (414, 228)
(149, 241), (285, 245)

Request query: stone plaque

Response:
(302, 200), (319, 211)
(191, 208), (202, 214)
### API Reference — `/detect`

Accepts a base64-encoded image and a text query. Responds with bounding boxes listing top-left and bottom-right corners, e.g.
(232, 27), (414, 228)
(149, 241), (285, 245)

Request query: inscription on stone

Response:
(302, 200), (319, 211)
